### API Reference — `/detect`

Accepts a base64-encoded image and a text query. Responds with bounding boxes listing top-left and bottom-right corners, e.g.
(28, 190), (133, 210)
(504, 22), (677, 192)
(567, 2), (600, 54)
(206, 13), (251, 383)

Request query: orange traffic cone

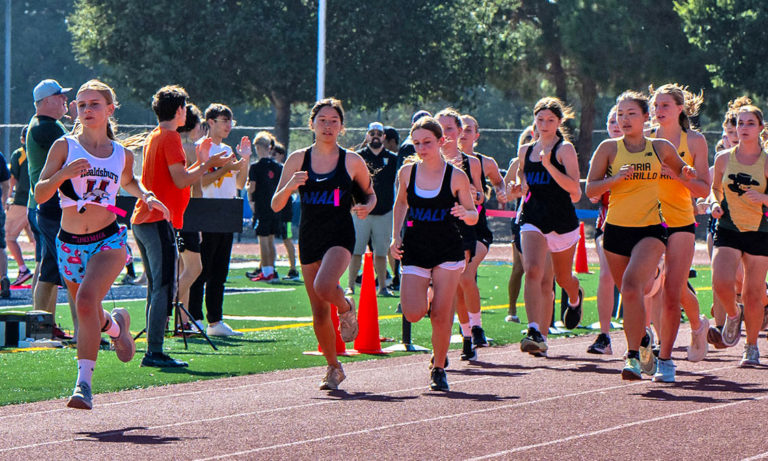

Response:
(353, 252), (389, 354)
(574, 221), (589, 274)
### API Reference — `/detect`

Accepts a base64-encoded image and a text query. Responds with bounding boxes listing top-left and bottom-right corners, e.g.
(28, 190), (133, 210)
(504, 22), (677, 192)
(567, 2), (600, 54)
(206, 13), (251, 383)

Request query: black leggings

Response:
(188, 231), (234, 323)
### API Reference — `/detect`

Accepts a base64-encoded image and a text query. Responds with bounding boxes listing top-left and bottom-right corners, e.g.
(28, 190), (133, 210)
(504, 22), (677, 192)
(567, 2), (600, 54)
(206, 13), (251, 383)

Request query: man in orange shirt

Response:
(131, 85), (232, 368)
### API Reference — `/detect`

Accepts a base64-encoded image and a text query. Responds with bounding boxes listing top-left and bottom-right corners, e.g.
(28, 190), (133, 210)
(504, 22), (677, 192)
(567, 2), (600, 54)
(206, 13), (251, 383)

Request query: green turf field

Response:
(0, 261), (714, 406)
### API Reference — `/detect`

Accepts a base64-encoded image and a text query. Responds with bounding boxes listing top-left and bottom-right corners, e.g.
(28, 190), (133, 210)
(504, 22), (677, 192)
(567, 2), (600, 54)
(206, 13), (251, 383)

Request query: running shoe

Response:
(639, 327), (657, 376)
(67, 382), (93, 410)
(621, 357), (642, 380)
(740, 343), (760, 367)
(282, 268), (301, 281)
(0, 277), (9, 299)
(207, 321), (244, 336)
(430, 367), (449, 391)
(520, 327), (548, 354)
(471, 325), (490, 348)
(338, 297), (359, 342)
(319, 364), (346, 390)
(721, 306), (743, 347)
(140, 352), (188, 368)
(10, 267), (32, 286)
(460, 336), (477, 361)
(653, 359), (676, 382)
(687, 314), (709, 362)
(587, 333), (613, 355)
(110, 308), (135, 363)
(53, 324), (73, 340)
(707, 325), (728, 349)
(251, 272), (277, 282)
(504, 314), (520, 323)
(563, 287), (584, 330)
(245, 268), (261, 279)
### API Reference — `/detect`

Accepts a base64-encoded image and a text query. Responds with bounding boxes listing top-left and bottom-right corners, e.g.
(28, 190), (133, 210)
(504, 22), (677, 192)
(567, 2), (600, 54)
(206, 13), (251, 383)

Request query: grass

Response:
(0, 261), (715, 406)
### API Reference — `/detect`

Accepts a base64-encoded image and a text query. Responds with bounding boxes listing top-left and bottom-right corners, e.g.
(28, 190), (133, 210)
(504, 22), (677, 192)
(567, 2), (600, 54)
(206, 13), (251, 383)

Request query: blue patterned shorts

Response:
(56, 222), (127, 284)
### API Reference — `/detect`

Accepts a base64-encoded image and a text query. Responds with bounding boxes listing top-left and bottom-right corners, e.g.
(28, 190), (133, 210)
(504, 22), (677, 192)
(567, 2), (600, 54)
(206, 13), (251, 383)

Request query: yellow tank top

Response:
(653, 130), (695, 227)
(719, 147), (768, 232)
(606, 138), (663, 227)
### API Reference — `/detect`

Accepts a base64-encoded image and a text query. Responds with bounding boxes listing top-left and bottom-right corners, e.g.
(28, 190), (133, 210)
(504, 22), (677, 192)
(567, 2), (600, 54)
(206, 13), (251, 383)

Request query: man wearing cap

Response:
(347, 122), (398, 296)
(26, 79), (75, 339)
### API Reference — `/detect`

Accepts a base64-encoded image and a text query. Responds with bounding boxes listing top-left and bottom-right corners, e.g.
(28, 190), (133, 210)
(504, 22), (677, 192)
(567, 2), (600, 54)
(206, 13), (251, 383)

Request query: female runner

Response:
(710, 97), (768, 366)
(35, 80), (169, 409)
(587, 106), (623, 355)
(271, 98), (376, 390)
(435, 108), (485, 360)
(649, 83), (711, 381)
(517, 97), (583, 356)
(390, 116), (477, 391)
(586, 90), (694, 380)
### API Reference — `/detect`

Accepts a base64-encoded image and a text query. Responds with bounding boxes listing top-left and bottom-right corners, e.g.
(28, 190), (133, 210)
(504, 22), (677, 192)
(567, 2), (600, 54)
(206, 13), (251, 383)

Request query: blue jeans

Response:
(27, 208), (42, 262)
(35, 211), (63, 284)
(132, 220), (177, 354)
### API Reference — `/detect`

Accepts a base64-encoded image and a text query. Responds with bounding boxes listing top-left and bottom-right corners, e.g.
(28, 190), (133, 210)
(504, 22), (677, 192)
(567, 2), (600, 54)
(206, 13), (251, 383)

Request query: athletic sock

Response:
(468, 311), (482, 328)
(19, 265), (28, 273)
(460, 322), (471, 338)
(76, 359), (95, 386)
(102, 310), (120, 338)
(627, 350), (640, 360)
(528, 322), (540, 332)
(263, 266), (274, 276)
(568, 291), (580, 307)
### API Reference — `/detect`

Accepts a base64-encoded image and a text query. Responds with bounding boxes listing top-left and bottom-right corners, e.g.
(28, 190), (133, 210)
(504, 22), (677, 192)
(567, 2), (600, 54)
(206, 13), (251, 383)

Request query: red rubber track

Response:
(1, 327), (766, 460)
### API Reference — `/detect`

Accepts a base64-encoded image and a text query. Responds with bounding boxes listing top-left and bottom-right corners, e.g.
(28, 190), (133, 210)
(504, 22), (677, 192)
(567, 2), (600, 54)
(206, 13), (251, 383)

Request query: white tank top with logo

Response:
(59, 135), (125, 211)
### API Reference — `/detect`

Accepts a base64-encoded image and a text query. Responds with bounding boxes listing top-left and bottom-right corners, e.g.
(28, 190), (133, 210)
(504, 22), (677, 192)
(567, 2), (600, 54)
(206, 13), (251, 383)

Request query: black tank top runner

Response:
(297, 146), (355, 264)
(455, 153), (477, 245)
(518, 138), (579, 234)
(402, 163), (464, 268)
(473, 153), (492, 242)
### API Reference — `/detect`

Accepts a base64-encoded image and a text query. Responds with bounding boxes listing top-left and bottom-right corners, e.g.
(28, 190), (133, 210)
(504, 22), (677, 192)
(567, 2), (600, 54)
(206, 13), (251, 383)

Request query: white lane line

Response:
(470, 393), (768, 460)
(0, 375), (494, 454)
(222, 315), (313, 322)
(194, 365), (742, 460)
(0, 338), (595, 421)
(744, 452), (768, 461)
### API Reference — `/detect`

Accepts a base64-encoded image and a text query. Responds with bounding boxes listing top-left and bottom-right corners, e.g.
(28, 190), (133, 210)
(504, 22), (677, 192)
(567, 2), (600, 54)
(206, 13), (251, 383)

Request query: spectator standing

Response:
(188, 104), (250, 336)
(131, 85), (231, 368)
(26, 79), (75, 338)
(247, 131), (281, 282)
(347, 122), (398, 296)
(6, 127), (35, 287)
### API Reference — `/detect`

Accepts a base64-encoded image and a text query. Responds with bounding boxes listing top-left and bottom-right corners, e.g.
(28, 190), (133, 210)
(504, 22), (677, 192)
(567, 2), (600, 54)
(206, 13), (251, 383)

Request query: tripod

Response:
(133, 233), (217, 351)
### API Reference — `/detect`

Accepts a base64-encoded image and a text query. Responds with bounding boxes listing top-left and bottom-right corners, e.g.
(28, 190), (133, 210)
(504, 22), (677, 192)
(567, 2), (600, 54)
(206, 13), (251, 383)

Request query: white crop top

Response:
(59, 135), (125, 212)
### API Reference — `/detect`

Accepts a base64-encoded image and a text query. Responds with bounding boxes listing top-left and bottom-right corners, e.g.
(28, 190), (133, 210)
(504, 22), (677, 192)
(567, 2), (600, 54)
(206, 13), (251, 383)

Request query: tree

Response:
(676, 0), (768, 98)
(69, 0), (489, 150)
(484, 0), (709, 171)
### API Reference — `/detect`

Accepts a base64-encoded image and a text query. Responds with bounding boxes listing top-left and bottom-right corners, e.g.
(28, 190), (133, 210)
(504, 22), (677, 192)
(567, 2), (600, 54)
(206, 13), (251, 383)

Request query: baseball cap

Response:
(33, 79), (72, 102)
(367, 122), (385, 132)
(411, 110), (431, 125)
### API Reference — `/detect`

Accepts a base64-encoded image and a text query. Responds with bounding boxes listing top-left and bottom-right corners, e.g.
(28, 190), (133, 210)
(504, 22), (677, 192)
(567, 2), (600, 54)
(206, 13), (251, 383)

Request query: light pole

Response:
(4, 0), (10, 158)
(316, 0), (326, 101)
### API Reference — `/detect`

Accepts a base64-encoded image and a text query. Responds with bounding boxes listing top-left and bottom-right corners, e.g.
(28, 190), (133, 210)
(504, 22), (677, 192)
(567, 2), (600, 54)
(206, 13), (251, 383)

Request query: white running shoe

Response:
(722, 306), (743, 347)
(687, 314), (709, 362)
(740, 343), (760, 367)
(338, 297), (359, 342)
(206, 321), (244, 336)
(319, 364), (346, 390)
(639, 326), (657, 376)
